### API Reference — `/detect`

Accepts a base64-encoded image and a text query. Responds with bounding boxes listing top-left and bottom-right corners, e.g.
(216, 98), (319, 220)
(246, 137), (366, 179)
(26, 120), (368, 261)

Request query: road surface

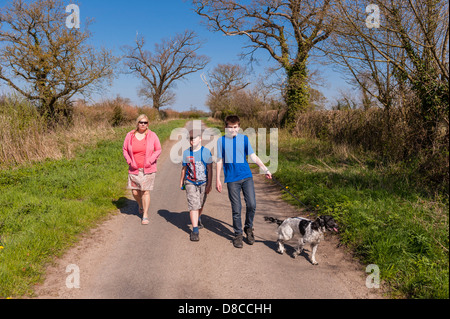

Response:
(35, 121), (383, 299)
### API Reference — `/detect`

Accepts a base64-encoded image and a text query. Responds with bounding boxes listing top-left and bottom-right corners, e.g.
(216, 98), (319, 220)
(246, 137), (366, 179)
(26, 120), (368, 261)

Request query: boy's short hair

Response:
(224, 115), (240, 127)
(189, 129), (202, 140)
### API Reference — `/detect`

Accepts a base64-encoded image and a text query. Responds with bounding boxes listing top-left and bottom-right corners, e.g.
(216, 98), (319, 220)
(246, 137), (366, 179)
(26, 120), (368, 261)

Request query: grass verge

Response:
(273, 131), (448, 298)
(0, 119), (187, 298)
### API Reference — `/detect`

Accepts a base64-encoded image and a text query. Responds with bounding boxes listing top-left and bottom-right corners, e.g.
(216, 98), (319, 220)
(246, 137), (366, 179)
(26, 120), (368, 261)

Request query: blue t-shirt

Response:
(217, 134), (255, 183)
(182, 146), (213, 185)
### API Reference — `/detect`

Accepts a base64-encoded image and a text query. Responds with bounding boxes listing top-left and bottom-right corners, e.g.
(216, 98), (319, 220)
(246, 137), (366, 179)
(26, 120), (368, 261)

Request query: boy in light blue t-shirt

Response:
(180, 130), (212, 241)
(216, 115), (272, 248)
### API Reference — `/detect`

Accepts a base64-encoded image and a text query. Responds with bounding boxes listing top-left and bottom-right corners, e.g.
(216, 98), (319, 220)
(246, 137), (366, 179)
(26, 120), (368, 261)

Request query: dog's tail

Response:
(264, 216), (284, 226)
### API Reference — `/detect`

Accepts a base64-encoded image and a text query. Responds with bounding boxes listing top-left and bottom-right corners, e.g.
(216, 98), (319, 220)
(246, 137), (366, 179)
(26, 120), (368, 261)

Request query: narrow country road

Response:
(35, 121), (382, 299)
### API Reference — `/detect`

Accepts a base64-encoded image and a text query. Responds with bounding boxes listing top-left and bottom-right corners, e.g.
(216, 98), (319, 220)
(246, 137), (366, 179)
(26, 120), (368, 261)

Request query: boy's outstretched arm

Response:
(250, 153), (272, 179)
(216, 159), (223, 193)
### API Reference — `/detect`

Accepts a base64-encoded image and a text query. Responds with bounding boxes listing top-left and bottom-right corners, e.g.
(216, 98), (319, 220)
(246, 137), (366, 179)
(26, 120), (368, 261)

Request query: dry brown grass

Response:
(0, 98), (116, 168)
(293, 107), (449, 195)
(0, 95), (204, 169)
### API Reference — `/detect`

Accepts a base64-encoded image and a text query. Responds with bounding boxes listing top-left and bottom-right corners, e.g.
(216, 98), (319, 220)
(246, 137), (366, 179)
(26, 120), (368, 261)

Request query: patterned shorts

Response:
(185, 183), (207, 211)
(127, 169), (156, 191)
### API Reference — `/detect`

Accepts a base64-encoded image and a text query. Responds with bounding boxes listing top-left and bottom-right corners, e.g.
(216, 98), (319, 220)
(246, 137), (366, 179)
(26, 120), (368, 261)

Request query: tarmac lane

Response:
(34, 121), (383, 300)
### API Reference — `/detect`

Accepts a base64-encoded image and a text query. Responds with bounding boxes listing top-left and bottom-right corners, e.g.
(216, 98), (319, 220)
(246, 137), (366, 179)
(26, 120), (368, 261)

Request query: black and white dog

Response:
(265, 216), (338, 265)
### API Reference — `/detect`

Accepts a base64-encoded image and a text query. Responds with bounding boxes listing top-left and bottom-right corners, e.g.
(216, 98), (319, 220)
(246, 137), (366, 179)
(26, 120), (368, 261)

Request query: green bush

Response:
(274, 131), (449, 298)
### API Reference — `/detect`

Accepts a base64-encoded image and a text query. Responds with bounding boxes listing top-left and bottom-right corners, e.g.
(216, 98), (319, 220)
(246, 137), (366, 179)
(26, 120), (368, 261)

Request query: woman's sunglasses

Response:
(139, 121), (148, 125)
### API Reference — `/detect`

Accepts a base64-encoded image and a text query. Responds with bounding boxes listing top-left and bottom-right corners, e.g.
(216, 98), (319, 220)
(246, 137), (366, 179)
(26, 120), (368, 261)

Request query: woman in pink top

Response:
(123, 114), (162, 225)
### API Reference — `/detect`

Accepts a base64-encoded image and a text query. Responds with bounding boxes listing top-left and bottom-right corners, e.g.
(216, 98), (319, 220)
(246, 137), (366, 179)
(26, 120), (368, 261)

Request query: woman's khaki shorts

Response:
(185, 183), (207, 211)
(127, 169), (156, 191)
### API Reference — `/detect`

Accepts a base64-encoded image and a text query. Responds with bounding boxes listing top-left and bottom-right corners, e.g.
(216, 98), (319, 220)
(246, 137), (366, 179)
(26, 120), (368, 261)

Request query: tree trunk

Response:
(283, 58), (309, 128)
(153, 94), (162, 111)
(39, 97), (73, 127)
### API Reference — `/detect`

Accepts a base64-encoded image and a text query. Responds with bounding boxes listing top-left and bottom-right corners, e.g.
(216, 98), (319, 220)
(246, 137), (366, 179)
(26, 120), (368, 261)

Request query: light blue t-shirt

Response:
(182, 146), (213, 185)
(217, 134), (255, 183)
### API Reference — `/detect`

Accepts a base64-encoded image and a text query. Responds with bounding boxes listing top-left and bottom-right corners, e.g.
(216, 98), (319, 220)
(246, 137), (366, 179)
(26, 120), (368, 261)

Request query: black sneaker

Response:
(190, 231), (199, 242)
(244, 227), (255, 245)
(232, 234), (243, 248)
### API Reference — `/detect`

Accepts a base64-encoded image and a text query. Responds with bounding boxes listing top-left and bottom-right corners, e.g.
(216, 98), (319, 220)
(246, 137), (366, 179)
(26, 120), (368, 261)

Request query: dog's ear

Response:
(325, 216), (337, 225)
(310, 218), (320, 231)
(322, 216), (332, 225)
(316, 217), (325, 227)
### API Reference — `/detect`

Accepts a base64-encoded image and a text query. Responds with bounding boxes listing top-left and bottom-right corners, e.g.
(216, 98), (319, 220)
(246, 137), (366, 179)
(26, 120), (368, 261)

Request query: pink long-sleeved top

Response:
(123, 130), (162, 175)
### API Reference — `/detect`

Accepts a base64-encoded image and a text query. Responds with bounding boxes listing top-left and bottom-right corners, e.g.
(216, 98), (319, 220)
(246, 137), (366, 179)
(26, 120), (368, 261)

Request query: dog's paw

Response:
(312, 261), (319, 266)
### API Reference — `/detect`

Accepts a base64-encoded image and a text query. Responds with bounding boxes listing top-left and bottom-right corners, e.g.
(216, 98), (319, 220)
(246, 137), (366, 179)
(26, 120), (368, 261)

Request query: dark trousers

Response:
(226, 177), (256, 235)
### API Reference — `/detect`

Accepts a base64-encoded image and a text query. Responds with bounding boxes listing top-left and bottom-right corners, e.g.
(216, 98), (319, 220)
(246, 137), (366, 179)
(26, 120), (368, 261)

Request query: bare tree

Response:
(324, 2), (410, 114)
(192, 0), (334, 127)
(325, 0), (448, 187)
(329, 0), (448, 129)
(255, 65), (288, 102)
(201, 63), (250, 98)
(122, 30), (210, 111)
(201, 63), (250, 115)
(0, 0), (116, 125)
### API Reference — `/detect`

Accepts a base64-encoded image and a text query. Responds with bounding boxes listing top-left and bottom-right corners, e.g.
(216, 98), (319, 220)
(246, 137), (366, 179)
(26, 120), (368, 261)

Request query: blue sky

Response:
(81, 0), (258, 111)
(1, 0), (348, 111)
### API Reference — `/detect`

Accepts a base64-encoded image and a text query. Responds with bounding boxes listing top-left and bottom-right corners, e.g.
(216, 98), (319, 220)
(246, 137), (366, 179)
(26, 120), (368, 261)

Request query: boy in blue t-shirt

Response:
(180, 129), (212, 241)
(216, 115), (272, 248)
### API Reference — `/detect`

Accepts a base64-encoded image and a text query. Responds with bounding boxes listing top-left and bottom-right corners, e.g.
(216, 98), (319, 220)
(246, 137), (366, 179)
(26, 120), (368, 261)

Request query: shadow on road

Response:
(157, 209), (191, 234)
(259, 238), (314, 263)
(112, 198), (307, 259)
(201, 214), (234, 241)
(157, 210), (235, 241)
(112, 197), (139, 216)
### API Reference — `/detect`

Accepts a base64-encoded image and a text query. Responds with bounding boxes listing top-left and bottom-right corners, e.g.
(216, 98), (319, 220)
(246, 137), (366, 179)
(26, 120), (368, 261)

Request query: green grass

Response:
(2, 118), (446, 298)
(273, 133), (449, 298)
(0, 119), (187, 298)
(198, 119), (448, 298)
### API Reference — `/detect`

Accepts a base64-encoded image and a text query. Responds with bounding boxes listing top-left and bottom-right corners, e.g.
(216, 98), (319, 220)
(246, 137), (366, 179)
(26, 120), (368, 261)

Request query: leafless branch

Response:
(122, 30), (210, 110)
